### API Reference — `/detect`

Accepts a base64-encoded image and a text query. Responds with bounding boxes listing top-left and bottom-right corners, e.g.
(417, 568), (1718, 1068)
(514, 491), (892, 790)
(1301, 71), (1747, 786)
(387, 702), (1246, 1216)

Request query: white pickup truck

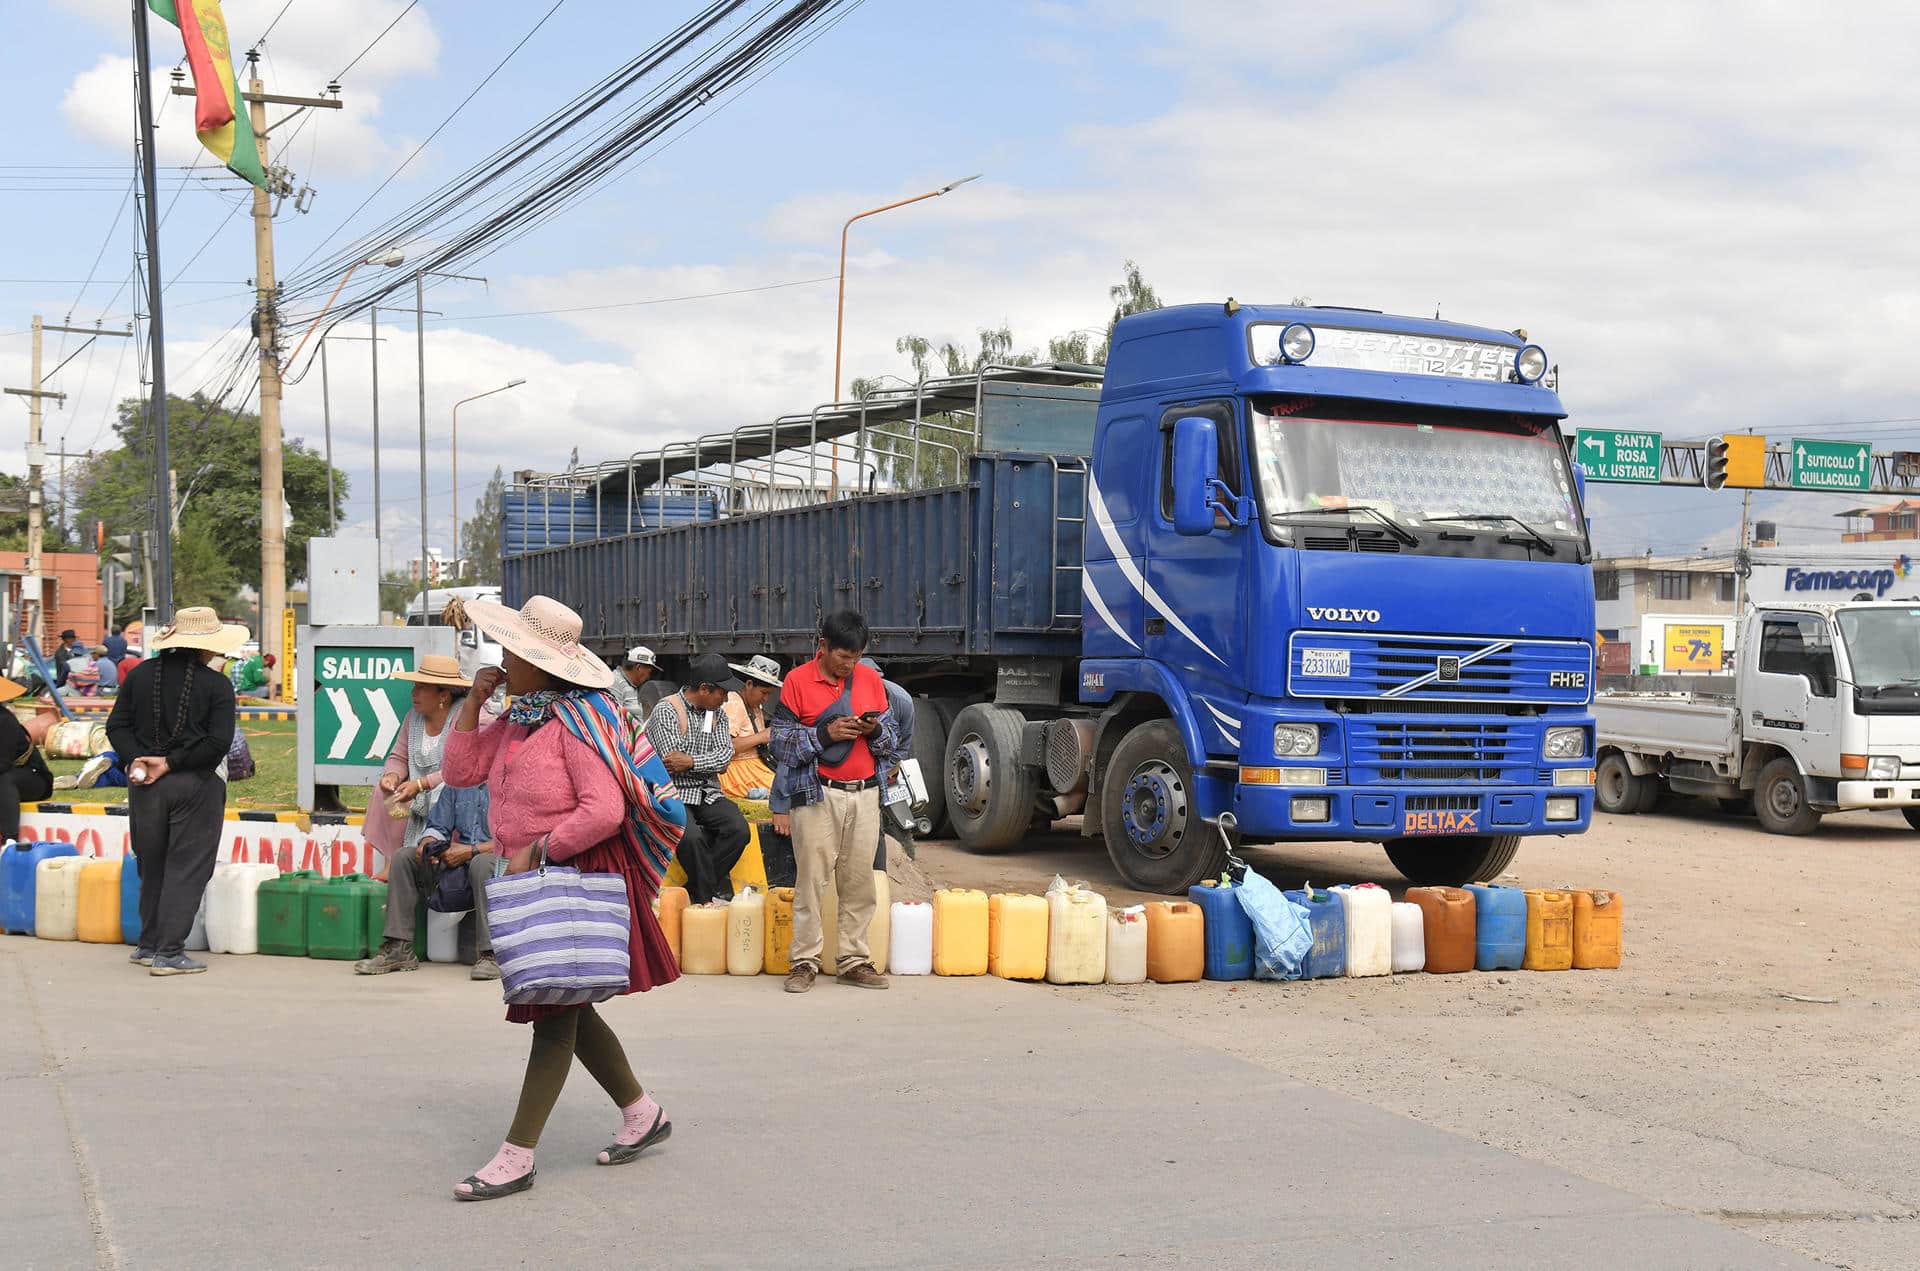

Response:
(1594, 600), (1920, 834)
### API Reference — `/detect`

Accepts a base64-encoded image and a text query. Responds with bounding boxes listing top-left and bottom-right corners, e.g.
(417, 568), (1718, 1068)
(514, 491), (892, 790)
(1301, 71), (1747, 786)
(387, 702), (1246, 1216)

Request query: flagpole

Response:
(131, 0), (174, 617)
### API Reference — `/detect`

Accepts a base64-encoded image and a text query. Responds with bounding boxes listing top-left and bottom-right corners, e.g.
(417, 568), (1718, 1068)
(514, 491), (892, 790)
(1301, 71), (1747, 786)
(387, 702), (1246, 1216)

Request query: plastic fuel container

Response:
(1572, 889), (1623, 969)
(1407, 886), (1476, 973)
(184, 870), (213, 952)
(1106, 906), (1148, 984)
(932, 889), (989, 975)
(1335, 883), (1393, 978)
(1464, 884), (1526, 971)
(765, 886), (795, 975)
(308, 875), (381, 960)
(988, 893), (1048, 981)
(1282, 887), (1347, 980)
(1047, 885), (1107, 985)
(1189, 877), (1253, 981)
(1144, 901), (1204, 983)
(425, 909), (469, 962)
(2, 841), (80, 934)
(868, 871), (891, 974)
(120, 852), (144, 946)
(727, 887), (766, 975)
(206, 863), (280, 954)
(680, 901), (729, 974)
(1523, 889), (1574, 971)
(75, 858), (125, 944)
(35, 856), (84, 940)
(1389, 901), (1426, 973)
(890, 901), (932, 975)
(256, 870), (322, 956)
(657, 885), (689, 966)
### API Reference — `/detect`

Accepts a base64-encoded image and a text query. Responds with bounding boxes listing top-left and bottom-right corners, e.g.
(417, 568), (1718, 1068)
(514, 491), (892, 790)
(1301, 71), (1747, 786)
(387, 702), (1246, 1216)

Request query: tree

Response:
(379, 569), (418, 617)
(461, 467), (507, 585)
(73, 392), (348, 589)
(1094, 259), (1162, 363)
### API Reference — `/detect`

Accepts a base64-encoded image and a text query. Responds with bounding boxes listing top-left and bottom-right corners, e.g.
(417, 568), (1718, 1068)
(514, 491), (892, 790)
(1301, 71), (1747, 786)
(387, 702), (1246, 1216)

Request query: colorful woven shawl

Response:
(550, 689), (686, 895)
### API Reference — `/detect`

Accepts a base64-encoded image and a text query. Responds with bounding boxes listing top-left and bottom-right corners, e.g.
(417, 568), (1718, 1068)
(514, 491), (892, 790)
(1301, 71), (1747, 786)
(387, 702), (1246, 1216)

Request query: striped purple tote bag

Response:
(484, 851), (632, 1007)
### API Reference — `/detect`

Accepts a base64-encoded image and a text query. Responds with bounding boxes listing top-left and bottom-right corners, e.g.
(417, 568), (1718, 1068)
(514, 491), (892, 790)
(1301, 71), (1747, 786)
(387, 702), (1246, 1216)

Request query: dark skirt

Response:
(505, 835), (681, 1024)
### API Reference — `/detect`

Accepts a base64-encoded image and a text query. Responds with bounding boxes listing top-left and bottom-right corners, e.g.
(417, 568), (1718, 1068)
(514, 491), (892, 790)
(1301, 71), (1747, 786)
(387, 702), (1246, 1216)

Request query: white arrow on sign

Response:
(324, 685), (406, 761)
(1582, 435), (1603, 453)
(365, 686), (402, 761)
(324, 686), (362, 760)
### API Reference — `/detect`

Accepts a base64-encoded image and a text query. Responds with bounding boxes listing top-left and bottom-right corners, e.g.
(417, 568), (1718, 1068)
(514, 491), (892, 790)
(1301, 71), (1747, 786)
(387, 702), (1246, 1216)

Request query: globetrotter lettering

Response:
(1783, 566), (1898, 596)
(1306, 607), (1382, 623)
(1403, 808), (1479, 835)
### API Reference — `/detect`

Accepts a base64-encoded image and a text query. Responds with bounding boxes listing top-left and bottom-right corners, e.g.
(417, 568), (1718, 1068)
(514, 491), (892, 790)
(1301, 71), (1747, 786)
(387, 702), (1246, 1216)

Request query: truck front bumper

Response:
(1830, 779), (1920, 809)
(1230, 779), (1594, 840)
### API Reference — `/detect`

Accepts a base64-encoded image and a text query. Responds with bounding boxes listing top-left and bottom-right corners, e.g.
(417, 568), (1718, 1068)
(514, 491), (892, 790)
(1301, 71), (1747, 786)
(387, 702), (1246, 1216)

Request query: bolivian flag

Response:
(147, 0), (267, 190)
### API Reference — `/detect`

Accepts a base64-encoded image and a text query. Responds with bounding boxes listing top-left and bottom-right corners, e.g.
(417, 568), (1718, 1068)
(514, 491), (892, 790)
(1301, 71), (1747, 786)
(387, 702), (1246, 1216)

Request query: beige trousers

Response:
(790, 784), (880, 972)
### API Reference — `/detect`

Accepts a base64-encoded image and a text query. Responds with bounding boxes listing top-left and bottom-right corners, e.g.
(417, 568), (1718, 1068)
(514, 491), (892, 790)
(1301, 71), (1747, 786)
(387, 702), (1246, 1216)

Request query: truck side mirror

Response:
(1171, 415), (1220, 536)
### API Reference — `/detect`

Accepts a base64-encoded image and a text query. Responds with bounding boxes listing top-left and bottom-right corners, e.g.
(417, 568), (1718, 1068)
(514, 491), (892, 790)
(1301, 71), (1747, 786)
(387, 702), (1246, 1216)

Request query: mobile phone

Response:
(858, 709), (885, 721)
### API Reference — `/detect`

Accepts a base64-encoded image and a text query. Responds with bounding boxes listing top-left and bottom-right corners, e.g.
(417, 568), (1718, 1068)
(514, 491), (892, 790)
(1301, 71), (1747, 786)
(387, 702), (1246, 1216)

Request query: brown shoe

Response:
(783, 963), (818, 994)
(835, 963), (889, 990)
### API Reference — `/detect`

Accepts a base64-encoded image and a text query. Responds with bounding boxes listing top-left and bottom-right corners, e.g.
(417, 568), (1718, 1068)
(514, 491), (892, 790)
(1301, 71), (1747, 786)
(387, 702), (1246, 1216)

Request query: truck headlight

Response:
(1869, 755), (1901, 780)
(1514, 344), (1548, 384)
(1280, 322), (1316, 363)
(1543, 726), (1587, 760)
(1273, 723), (1320, 757)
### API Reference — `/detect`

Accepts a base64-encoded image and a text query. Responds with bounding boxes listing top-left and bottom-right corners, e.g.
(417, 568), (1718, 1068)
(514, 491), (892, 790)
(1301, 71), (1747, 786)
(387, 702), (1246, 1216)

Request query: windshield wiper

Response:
(1270, 505), (1418, 546)
(1425, 512), (1558, 556)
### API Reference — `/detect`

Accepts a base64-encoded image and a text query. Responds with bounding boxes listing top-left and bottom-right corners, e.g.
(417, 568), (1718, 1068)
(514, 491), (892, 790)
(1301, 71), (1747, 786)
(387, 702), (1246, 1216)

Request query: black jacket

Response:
(106, 652), (238, 774)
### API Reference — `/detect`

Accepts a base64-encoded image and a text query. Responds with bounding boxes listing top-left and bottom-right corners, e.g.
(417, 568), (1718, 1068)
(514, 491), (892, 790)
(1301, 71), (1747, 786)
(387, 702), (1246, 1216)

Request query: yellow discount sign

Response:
(1662, 623), (1723, 673)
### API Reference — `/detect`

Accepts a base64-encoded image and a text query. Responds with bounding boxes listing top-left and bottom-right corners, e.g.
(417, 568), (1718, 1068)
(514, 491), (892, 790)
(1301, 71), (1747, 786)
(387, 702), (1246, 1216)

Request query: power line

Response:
(250, 0), (300, 54)
(334, 0), (420, 80)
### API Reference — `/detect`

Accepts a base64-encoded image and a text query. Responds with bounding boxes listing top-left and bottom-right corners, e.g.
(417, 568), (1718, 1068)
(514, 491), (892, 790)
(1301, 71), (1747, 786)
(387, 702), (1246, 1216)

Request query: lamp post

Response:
(832, 173), (979, 401)
(451, 378), (526, 579)
(416, 268), (487, 620)
(316, 331), (385, 536)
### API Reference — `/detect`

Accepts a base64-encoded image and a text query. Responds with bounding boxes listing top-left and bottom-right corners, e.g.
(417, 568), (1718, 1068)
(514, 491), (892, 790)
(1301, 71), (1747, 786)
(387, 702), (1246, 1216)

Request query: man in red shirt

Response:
(769, 610), (904, 992)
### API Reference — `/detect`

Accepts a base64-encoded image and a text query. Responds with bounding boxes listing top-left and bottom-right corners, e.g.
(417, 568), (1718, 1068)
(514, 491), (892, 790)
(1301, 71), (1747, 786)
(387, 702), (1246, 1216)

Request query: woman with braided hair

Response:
(105, 606), (242, 976)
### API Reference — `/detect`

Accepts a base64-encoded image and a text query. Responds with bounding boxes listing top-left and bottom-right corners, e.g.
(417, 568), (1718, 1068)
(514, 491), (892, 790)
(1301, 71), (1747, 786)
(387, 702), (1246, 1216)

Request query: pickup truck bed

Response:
(1595, 693), (1740, 768)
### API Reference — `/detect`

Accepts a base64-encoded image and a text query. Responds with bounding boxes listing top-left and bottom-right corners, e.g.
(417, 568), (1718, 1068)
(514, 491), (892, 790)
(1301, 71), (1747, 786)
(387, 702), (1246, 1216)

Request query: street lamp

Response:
(832, 173), (980, 401)
(451, 378), (526, 578)
(416, 267), (488, 621)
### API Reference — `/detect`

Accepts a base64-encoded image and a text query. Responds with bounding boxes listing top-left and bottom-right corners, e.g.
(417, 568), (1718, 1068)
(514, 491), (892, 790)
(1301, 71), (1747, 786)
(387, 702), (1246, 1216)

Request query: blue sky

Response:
(5, 1), (1919, 567)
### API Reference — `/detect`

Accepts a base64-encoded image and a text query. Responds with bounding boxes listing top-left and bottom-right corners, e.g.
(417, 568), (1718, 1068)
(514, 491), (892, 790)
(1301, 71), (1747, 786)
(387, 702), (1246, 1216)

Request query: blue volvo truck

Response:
(504, 301), (1596, 891)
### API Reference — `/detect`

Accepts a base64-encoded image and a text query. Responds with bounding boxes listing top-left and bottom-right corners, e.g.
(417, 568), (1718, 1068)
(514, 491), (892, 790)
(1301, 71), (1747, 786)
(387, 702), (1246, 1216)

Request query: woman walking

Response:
(103, 607), (241, 976)
(441, 596), (684, 1201)
(0, 677), (54, 841)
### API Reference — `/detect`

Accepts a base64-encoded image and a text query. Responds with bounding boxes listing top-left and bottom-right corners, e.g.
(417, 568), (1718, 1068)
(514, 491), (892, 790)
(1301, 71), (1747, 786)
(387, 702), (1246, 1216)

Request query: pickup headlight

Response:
(1869, 755), (1901, 780)
(1543, 726), (1587, 760)
(1273, 723), (1320, 757)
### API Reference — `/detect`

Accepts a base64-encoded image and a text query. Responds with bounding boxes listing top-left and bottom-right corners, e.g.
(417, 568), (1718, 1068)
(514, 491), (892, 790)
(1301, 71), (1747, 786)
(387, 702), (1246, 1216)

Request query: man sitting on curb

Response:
(609, 645), (659, 723)
(356, 780), (500, 980)
(647, 652), (750, 904)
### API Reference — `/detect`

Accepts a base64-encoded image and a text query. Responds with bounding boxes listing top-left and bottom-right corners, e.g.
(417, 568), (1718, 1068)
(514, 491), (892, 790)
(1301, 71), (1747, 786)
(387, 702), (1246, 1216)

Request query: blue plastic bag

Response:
(1236, 865), (1314, 981)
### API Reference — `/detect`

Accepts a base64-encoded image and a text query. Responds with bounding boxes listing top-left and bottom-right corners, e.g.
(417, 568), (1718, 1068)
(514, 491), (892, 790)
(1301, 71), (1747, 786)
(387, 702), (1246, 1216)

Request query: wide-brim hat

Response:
(463, 595), (615, 690)
(147, 606), (250, 656)
(728, 654), (783, 688)
(392, 653), (471, 689)
(0, 678), (27, 704)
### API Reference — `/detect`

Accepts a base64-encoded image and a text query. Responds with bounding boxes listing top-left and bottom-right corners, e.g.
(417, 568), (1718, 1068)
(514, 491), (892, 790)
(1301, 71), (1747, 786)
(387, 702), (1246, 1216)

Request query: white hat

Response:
(462, 595), (615, 690)
(147, 606), (250, 656)
(625, 645), (658, 669)
(727, 654), (783, 688)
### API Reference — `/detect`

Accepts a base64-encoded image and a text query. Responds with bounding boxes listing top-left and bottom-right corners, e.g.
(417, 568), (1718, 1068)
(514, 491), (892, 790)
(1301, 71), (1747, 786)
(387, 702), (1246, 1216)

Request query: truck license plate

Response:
(1301, 649), (1351, 678)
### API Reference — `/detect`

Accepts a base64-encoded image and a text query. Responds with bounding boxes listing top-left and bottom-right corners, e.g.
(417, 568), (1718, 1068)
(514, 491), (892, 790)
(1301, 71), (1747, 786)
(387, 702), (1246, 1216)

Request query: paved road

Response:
(4, 932), (1806, 1269)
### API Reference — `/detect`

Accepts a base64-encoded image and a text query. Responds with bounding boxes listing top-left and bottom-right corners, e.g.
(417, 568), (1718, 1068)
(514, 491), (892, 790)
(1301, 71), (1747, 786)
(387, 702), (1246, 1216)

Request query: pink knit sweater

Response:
(442, 714), (625, 862)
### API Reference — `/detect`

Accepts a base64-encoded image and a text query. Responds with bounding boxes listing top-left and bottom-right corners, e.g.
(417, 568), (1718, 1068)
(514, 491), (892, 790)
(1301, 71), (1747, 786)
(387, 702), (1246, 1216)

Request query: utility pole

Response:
(50, 443), (99, 543)
(133, 0), (173, 618)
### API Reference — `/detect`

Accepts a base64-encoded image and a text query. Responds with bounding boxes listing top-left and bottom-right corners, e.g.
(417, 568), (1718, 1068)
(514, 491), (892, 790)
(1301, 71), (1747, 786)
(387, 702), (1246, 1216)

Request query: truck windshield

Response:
(1248, 400), (1583, 551)
(1835, 607), (1920, 692)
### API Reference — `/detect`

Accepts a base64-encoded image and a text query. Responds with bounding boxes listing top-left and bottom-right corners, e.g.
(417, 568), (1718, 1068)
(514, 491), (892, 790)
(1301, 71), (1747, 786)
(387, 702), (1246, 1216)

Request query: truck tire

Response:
(1099, 719), (1222, 893)
(1384, 834), (1521, 886)
(1631, 774), (1663, 813)
(911, 696), (951, 838)
(1755, 758), (1821, 835)
(1595, 753), (1643, 816)
(945, 703), (1035, 851)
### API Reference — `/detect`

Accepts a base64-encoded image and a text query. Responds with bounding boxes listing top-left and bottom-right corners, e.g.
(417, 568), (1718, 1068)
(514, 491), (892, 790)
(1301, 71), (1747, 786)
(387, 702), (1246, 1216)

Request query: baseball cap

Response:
(686, 652), (733, 689)
(624, 645), (658, 668)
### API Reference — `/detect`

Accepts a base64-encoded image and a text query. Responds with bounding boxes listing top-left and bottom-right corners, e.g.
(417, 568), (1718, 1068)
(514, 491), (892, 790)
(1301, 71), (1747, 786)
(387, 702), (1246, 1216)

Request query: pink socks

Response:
(617, 1093), (662, 1145)
(458, 1142), (534, 1193)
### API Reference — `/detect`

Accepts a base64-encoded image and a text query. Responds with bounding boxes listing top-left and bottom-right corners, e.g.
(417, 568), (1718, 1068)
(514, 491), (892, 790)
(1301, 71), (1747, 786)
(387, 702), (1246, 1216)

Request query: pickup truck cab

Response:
(1594, 600), (1920, 832)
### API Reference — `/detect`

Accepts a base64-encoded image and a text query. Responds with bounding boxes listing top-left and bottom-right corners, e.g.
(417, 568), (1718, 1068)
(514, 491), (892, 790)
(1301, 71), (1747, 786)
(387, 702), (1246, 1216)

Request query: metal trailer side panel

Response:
(1595, 694), (1741, 767)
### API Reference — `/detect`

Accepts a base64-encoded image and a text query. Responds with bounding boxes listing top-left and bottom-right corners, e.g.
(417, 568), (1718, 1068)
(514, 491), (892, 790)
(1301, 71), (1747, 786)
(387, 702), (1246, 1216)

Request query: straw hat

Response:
(461, 595), (614, 689)
(728, 654), (783, 688)
(147, 606), (250, 656)
(393, 654), (471, 689)
(0, 678), (27, 705)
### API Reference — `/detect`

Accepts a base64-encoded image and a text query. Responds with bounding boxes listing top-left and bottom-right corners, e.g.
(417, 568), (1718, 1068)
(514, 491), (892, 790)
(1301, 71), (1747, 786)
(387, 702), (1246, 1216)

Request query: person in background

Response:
(230, 649), (269, 696)
(103, 627), (128, 664)
(53, 630), (80, 688)
(647, 653), (750, 903)
(357, 777), (499, 980)
(719, 655), (780, 800)
(105, 606), (241, 976)
(443, 594), (684, 1201)
(67, 648), (102, 696)
(93, 645), (120, 695)
(771, 610), (903, 993)
(607, 645), (658, 722)
(362, 655), (474, 922)
(0, 677), (54, 842)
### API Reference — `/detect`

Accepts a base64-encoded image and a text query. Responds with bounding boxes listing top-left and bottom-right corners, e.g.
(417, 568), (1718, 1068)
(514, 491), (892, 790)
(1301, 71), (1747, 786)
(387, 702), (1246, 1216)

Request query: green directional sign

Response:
(1575, 429), (1663, 483)
(1791, 438), (1872, 491)
(313, 644), (416, 766)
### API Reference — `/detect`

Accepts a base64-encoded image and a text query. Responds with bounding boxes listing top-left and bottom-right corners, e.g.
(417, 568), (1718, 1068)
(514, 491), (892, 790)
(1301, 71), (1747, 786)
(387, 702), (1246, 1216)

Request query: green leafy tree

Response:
(379, 569), (419, 616)
(461, 466), (507, 585)
(1094, 259), (1162, 363)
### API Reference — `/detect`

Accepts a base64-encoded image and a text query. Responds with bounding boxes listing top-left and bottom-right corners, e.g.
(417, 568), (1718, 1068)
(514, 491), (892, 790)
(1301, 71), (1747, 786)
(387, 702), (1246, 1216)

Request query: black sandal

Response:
(597, 1111), (671, 1165)
(453, 1168), (536, 1201)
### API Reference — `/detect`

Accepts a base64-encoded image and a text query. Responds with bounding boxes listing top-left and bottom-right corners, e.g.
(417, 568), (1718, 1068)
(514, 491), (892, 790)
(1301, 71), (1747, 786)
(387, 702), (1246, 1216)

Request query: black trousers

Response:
(674, 797), (749, 904)
(0, 765), (53, 843)
(128, 770), (225, 956)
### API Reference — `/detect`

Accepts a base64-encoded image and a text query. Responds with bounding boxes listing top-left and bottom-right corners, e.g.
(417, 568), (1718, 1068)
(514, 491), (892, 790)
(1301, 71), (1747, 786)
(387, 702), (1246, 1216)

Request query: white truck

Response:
(1594, 600), (1920, 834)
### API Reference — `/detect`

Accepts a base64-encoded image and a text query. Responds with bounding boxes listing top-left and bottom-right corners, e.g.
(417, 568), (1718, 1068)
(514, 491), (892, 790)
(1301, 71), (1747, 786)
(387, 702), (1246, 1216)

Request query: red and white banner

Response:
(17, 812), (384, 879)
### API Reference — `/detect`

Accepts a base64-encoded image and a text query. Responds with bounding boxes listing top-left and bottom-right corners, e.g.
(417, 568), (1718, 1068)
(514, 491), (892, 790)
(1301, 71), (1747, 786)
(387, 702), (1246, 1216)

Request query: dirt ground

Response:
(915, 801), (1920, 1271)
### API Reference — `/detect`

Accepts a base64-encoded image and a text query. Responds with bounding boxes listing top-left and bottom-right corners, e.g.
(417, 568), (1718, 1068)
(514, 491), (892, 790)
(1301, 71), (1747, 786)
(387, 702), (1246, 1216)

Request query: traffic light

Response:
(1704, 434), (1766, 490)
(108, 532), (141, 571)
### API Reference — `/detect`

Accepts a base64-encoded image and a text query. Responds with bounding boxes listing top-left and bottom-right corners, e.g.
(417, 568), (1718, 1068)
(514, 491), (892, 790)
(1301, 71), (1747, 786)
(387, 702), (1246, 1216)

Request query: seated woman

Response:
(0, 678), (54, 841)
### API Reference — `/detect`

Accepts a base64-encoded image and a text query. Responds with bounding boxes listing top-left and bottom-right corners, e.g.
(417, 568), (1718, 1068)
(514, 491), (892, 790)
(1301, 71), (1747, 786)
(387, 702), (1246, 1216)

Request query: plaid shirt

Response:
(768, 700), (904, 811)
(645, 693), (735, 805)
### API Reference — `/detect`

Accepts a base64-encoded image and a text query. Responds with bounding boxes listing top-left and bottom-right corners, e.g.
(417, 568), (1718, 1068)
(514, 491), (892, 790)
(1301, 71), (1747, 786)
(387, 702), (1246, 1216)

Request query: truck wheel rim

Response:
(1768, 775), (1800, 820)
(953, 736), (991, 817)
(1123, 762), (1187, 858)
(1599, 762), (1628, 806)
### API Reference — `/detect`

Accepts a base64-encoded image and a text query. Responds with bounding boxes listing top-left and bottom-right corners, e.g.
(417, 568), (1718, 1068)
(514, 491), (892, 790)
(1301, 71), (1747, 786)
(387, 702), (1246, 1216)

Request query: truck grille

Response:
(1404, 795), (1479, 812)
(1288, 632), (1592, 705)
(1348, 720), (1530, 785)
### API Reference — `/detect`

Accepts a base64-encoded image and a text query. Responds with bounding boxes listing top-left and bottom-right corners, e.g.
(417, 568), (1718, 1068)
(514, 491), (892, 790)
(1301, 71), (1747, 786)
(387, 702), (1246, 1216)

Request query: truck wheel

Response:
(1595, 753), (1643, 815)
(1384, 834), (1521, 886)
(1755, 758), (1821, 835)
(1099, 720), (1222, 893)
(911, 696), (951, 838)
(1631, 775), (1663, 813)
(945, 703), (1035, 851)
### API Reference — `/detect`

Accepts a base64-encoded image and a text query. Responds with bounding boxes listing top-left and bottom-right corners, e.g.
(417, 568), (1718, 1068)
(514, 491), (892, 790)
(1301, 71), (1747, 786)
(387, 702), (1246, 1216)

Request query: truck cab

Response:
(1076, 303), (1596, 889)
